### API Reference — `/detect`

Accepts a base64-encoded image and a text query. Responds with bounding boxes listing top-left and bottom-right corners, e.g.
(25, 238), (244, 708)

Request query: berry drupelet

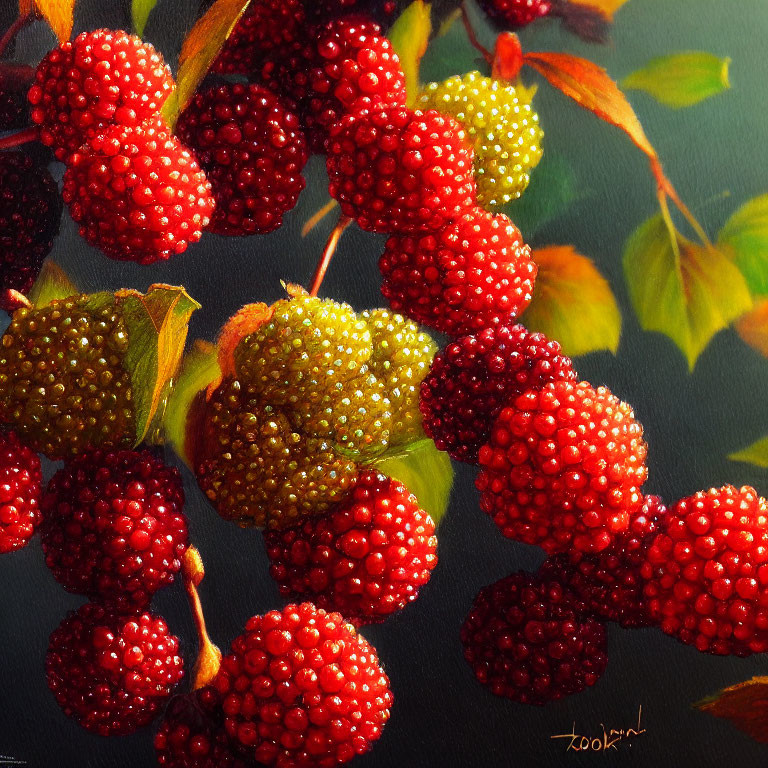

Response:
(212, 602), (392, 766)
(176, 84), (308, 236)
(46, 602), (184, 736)
(0, 430), (42, 554)
(461, 571), (607, 704)
(40, 449), (188, 611)
(265, 471), (438, 625)
(476, 380), (648, 555)
(420, 324), (576, 463)
(477, 0), (551, 26)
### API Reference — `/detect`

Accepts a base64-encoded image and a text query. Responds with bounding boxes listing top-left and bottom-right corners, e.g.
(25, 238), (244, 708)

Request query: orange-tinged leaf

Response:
(19, 0), (33, 15)
(735, 298), (768, 357)
(33, 0), (75, 42)
(216, 302), (272, 382)
(695, 677), (768, 743)
(568, 0), (629, 20)
(523, 51), (656, 160)
(522, 246), (621, 357)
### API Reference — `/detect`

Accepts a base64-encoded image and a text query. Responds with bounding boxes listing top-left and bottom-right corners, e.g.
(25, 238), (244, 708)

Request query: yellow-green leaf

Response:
(28, 261), (78, 308)
(388, 0), (432, 107)
(522, 246), (621, 357)
(623, 215), (752, 370)
(622, 52), (731, 109)
(718, 195), (768, 295)
(695, 677), (768, 744)
(374, 438), (453, 525)
(132, 0), (158, 35)
(735, 298), (768, 357)
(162, 0), (252, 126)
(164, 339), (221, 466)
(729, 434), (768, 468)
(31, 0), (74, 42)
(568, 0), (628, 19)
(115, 285), (201, 445)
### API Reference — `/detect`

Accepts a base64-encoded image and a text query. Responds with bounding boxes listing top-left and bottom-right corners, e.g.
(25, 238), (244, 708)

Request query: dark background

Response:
(2, 0), (768, 765)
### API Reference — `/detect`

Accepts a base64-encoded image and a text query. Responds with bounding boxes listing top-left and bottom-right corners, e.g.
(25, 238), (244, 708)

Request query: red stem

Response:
(0, 13), (34, 60)
(309, 215), (352, 297)
(0, 126), (39, 150)
(461, 2), (493, 66)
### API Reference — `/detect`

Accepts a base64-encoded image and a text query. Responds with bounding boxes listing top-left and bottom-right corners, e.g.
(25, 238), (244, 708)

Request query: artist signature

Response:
(551, 706), (647, 753)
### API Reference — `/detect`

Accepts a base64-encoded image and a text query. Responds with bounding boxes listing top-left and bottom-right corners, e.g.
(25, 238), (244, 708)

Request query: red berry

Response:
(265, 471), (438, 625)
(540, 495), (668, 628)
(420, 324), (576, 463)
(461, 571), (607, 704)
(62, 116), (215, 263)
(40, 449), (188, 611)
(380, 207), (536, 336)
(642, 485), (768, 656)
(0, 430), (42, 554)
(477, 0), (551, 26)
(176, 84), (308, 236)
(326, 104), (476, 234)
(46, 602), (184, 736)
(28, 29), (174, 161)
(263, 18), (406, 154)
(212, 602), (392, 765)
(0, 151), (62, 294)
(476, 380), (648, 555)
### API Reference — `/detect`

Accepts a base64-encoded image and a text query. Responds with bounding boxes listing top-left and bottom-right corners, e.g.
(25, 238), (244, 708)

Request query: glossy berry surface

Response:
(28, 29), (174, 161)
(326, 105), (476, 234)
(541, 495), (668, 628)
(41, 449), (187, 610)
(642, 485), (768, 655)
(63, 116), (214, 263)
(420, 324), (576, 463)
(212, 602), (392, 766)
(380, 206), (536, 336)
(265, 471), (437, 625)
(477, 0), (552, 26)
(176, 84), (308, 236)
(461, 571), (607, 704)
(476, 380), (648, 554)
(0, 430), (42, 554)
(46, 603), (184, 736)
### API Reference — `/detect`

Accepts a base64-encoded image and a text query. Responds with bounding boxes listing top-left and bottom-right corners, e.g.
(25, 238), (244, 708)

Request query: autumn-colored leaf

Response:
(734, 298), (768, 358)
(388, 0), (432, 106)
(28, 261), (78, 308)
(522, 246), (621, 357)
(132, 0), (159, 36)
(567, 0), (629, 20)
(624, 215), (752, 370)
(19, 0), (33, 15)
(31, 0), (74, 42)
(695, 677), (768, 743)
(162, 0), (252, 125)
(718, 195), (768, 296)
(216, 302), (272, 382)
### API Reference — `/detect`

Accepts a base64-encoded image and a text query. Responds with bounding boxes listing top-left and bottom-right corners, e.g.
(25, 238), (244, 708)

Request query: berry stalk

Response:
(461, 2), (493, 65)
(0, 125), (39, 149)
(0, 11), (34, 59)
(309, 214), (352, 297)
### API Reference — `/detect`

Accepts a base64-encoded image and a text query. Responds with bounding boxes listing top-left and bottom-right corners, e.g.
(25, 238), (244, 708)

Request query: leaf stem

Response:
(309, 215), (352, 297)
(657, 190), (681, 264)
(0, 12), (34, 60)
(0, 126), (39, 150)
(461, 2), (492, 66)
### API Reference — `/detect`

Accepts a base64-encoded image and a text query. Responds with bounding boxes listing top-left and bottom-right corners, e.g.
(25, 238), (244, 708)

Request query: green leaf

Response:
(624, 215), (752, 370)
(164, 339), (221, 466)
(388, 0), (432, 107)
(729, 436), (768, 468)
(718, 195), (768, 296)
(373, 438), (453, 525)
(132, 0), (158, 35)
(622, 52), (731, 108)
(115, 285), (201, 446)
(522, 246), (621, 357)
(27, 261), (79, 308)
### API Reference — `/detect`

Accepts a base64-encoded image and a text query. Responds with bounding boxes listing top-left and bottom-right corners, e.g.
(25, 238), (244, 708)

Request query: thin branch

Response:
(461, 2), (492, 66)
(309, 215), (352, 297)
(0, 13), (34, 60)
(0, 126), (39, 150)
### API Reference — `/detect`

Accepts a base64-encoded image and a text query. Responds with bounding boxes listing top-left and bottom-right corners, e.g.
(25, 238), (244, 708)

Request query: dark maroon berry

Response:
(0, 430), (42, 554)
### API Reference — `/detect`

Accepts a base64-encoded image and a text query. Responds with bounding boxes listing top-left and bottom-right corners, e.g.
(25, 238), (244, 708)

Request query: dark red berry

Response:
(62, 116), (214, 263)
(326, 104), (476, 234)
(265, 471), (437, 625)
(0, 87), (28, 130)
(476, 380), (648, 555)
(28, 29), (174, 161)
(420, 324), (576, 462)
(642, 485), (768, 656)
(0, 430), (42, 554)
(461, 571), (607, 704)
(303, 0), (399, 25)
(212, 602), (392, 766)
(477, 0), (551, 26)
(40, 449), (188, 611)
(46, 602), (184, 736)
(176, 84), (308, 236)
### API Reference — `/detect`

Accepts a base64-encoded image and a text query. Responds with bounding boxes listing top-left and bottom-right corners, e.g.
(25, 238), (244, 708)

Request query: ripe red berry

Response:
(28, 29), (174, 161)
(476, 380), (648, 555)
(46, 602), (184, 736)
(326, 104), (476, 234)
(265, 471), (437, 625)
(540, 495), (668, 628)
(380, 207), (536, 336)
(176, 84), (308, 236)
(62, 116), (215, 263)
(40, 449), (188, 611)
(477, 0), (551, 26)
(212, 602), (392, 766)
(641, 485), (768, 656)
(420, 324), (576, 463)
(461, 571), (607, 704)
(0, 430), (42, 554)
(263, 18), (406, 154)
